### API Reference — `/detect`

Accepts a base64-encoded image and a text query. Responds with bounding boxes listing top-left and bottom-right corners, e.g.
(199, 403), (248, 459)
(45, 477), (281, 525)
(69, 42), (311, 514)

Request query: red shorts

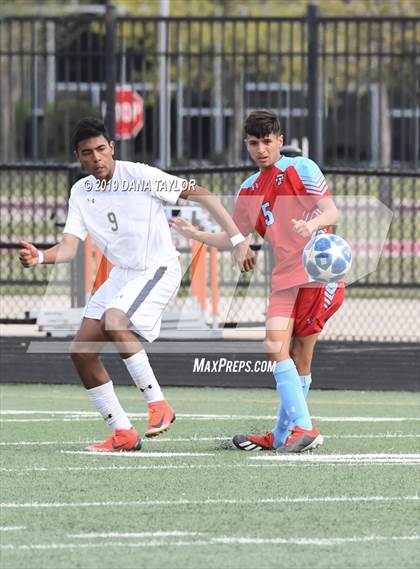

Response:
(267, 283), (345, 337)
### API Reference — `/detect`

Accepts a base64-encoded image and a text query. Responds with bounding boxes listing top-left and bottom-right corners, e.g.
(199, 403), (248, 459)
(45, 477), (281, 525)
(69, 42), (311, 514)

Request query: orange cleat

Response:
(277, 426), (323, 453)
(85, 427), (142, 452)
(145, 400), (176, 438)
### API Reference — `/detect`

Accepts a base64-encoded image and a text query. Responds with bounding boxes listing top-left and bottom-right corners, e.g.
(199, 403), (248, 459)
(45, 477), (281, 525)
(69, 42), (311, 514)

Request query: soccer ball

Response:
(303, 233), (352, 283)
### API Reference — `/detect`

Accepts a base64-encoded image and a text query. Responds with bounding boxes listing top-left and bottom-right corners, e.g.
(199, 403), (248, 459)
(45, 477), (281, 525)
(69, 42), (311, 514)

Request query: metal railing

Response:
(0, 8), (418, 340)
(0, 164), (418, 343)
(1, 9), (418, 168)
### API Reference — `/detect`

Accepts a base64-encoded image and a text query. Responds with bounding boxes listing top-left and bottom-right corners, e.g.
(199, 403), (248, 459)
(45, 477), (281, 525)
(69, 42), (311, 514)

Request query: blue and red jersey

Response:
(233, 155), (332, 291)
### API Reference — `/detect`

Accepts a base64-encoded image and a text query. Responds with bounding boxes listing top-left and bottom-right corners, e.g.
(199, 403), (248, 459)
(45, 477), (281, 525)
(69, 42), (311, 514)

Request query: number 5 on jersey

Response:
(262, 201), (274, 226)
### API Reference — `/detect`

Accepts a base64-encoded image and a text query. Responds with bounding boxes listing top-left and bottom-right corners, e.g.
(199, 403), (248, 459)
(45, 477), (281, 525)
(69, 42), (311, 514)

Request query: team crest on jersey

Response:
(275, 173), (284, 186)
(251, 182), (259, 191)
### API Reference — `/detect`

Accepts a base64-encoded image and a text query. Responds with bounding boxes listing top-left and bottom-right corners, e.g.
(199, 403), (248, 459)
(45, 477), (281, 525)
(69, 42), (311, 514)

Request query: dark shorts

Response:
(267, 282), (345, 337)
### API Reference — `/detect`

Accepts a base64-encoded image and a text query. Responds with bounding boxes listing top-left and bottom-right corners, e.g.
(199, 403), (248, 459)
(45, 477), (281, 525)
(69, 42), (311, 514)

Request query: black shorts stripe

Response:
(126, 266), (167, 319)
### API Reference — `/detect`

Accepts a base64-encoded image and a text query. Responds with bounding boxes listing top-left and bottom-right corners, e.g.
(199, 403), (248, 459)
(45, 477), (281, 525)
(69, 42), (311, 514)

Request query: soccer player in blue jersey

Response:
(171, 109), (344, 452)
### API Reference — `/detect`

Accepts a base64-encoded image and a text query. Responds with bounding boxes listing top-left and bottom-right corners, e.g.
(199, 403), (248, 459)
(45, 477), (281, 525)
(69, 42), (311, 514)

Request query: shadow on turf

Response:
(214, 425), (266, 452)
(216, 439), (236, 451)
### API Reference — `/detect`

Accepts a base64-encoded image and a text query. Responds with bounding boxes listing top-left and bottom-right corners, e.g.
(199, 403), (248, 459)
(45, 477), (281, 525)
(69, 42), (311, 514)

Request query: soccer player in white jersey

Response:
(19, 117), (254, 452)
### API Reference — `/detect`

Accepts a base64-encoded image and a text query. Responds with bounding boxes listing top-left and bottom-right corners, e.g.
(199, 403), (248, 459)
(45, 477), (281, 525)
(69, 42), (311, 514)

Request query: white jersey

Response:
(63, 160), (186, 270)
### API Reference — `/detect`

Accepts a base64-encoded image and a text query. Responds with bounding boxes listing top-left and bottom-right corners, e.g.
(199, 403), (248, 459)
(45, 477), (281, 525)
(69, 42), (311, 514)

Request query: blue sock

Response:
(271, 361), (312, 447)
(300, 374), (312, 398)
(274, 374), (313, 444)
(274, 403), (290, 446)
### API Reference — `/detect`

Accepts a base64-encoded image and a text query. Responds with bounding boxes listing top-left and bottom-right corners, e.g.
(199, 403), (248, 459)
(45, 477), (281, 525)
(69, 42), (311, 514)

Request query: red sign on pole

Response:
(115, 86), (144, 140)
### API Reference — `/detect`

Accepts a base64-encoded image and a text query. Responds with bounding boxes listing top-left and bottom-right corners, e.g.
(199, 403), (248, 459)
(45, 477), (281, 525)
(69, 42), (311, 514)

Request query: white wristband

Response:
(37, 250), (44, 264)
(230, 233), (246, 247)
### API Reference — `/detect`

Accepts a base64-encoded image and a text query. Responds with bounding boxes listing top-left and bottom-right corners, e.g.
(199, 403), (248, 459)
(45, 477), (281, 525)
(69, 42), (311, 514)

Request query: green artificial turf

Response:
(0, 384), (419, 569)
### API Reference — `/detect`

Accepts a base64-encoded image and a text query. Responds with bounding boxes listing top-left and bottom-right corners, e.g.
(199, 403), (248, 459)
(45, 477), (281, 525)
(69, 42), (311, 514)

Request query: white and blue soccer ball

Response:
(303, 233), (352, 283)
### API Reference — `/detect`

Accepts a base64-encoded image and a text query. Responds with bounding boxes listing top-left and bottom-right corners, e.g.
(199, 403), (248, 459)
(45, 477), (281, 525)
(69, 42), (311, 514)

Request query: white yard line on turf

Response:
(0, 534), (418, 551)
(249, 454), (420, 464)
(312, 417), (420, 423)
(1, 434), (420, 446)
(68, 531), (203, 539)
(0, 419), (95, 423)
(1, 465), (225, 473)
(68, 531), (419, 543)
(58, 451), (420, 463)
(61, 451), (215, 457)
(212, 535), (420, 546)
(0, 527), (26, 532)
(0, 410), (99, 415)
(0, 441), (94, 446)
(0, 437), (229, 445)
(59, 451), (420, 461)
(1, 496), (418, 509)
(1, 410), (420, 422)
(2, 417), (420, 424)
(0, 541), (208, 551)
(325, 434), (420, 439)
(1, 461), (420, 473)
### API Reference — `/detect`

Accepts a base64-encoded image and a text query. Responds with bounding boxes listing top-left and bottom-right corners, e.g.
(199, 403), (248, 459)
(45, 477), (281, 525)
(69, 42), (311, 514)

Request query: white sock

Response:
(123, 350), (164, 403)
(86, 381), (132, 431)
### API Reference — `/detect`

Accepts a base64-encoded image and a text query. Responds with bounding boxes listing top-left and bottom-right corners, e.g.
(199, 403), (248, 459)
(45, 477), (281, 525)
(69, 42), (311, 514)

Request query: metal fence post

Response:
(105, 3), (116, 141)
(307, 3), (322, 165)
(159, 0), (171, 168)
(66, 166), (86, 308)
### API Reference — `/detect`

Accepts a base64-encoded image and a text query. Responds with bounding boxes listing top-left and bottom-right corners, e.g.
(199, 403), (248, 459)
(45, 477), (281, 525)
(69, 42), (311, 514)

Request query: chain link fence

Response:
(1, 164), (418, 342)
(0, 10), (418, 341)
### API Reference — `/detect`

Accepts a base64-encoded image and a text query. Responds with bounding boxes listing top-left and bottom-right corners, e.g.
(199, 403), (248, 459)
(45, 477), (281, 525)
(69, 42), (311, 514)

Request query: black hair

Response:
(71, 117), (111, 151)
(244, 109), (282, 138)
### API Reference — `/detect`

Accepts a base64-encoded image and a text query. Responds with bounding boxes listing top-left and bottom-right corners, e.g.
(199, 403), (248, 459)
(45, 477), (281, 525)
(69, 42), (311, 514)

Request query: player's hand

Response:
(291, 218), (312, 238)
(241, 246), (256, 272)
(169, 217), (198, 240)
(19, 240), (41, 268)
(232, 241), (256, 272)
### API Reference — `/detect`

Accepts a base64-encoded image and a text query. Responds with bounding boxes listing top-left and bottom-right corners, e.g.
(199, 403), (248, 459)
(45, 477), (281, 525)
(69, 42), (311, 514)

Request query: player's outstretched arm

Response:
(18, 233), (80, 268)
(169, 217), (230, 249)
(179, 185), (243, 243)
(179, 185), (255, 271)
(170, 217), (255, 273)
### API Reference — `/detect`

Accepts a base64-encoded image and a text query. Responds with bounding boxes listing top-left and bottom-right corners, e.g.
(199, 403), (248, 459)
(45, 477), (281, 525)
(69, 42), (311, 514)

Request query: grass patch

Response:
(0, 384), (419, 569)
